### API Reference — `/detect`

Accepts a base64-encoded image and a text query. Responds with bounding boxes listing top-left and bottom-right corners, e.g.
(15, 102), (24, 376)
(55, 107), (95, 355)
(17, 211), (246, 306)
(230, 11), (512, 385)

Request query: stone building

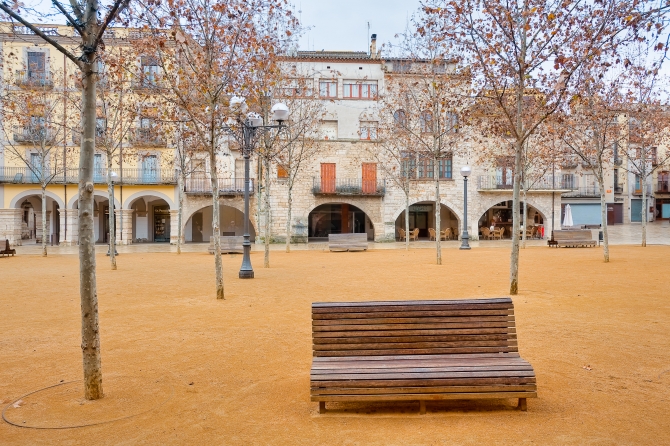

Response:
(7, 25), (664, 248)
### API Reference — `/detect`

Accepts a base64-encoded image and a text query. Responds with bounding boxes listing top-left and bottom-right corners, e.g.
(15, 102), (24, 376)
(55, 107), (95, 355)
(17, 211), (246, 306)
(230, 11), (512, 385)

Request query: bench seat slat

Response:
(314, 347), (519, 356)
(313, 309), (513, 319)
(313, 298), (512, 308)
(313, 334), (515, 344)
(311, 385), (536, 395)
(314, 341), (517, 350)
(312, 358), (528, 369)
(312, 366), (534, 375)
(314, 328), (516, 338)
(311, 391), (538, 402)
(313, 306), (513, 314)
(311, 370), (536, 380)
(313, 376), (536, 387)
(313, 316), (515, 325)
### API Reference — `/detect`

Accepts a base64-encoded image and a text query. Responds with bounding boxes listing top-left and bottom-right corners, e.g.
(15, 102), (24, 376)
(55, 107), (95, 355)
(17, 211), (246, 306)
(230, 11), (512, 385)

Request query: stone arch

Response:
(67, 190), (121, 209)
(183, 203), (257, 243)
(391, 197), (463, 225)
(10, 189), (65, 209)
(306, 198), (383, 240)
(123, 190), (175, 210)
(390, 198), (462, 240)
(475, 195), (549, 226)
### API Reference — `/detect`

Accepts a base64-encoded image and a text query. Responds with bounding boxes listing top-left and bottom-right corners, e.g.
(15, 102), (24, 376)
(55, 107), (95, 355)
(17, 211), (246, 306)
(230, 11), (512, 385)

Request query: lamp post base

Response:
(459, 232), (471, 250)
(239, 270), (254, 279)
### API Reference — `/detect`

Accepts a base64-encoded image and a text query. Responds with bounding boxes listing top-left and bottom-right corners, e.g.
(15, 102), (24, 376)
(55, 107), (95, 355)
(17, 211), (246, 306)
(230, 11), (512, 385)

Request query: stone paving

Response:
(7, 221), (668, 256)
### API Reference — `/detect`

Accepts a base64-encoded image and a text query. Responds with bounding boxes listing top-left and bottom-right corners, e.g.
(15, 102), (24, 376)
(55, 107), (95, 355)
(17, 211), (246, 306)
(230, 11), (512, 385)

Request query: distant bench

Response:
(551, 230), (596, 248)
(310, 297), (537, 414)
(0, 239), (16, 257)
(328, 233), (368, 252)
(208, 236), (244, 254)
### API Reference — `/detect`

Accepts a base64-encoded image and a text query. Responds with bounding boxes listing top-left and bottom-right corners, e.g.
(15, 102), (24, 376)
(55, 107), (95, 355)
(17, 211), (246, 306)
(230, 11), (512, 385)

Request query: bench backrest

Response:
(328, 233), (368, 243)
(312, 297), (518, 357)
(554, 230), (592, 241)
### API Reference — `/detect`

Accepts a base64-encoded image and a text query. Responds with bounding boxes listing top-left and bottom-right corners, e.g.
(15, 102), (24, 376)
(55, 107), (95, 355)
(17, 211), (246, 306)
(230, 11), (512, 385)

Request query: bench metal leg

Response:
(318, 401), (326, 414)
(419, 400), (426, 415)
(517, 398), (527, 411)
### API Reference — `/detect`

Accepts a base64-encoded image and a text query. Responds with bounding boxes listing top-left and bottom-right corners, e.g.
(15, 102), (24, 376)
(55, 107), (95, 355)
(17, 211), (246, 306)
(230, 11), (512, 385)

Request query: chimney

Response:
(370, 34), (377, 59)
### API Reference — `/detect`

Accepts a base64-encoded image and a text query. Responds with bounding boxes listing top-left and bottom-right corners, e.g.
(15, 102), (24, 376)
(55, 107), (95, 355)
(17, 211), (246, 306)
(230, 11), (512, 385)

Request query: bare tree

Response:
(137, 0), (295, 296)
(425, 0), (668, 293)
(1, 70), (70, 256)
(0, 0), (132, 400)
(384, 20), (470, 264)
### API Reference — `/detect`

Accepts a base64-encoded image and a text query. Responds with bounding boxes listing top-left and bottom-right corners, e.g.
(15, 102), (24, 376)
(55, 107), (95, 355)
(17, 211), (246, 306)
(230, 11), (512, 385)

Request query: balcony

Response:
(184, 177), (254, 196)
(614, 186), (624, 194)
(477, 175), (576, 191)
(13, 126), (56, 144)
(15, 70), (53, 88)
(656, 181), (670, 194)
(312, 178), (386, 196)
(562, 185), (601, 198)
(0, 166), (176, 185)
(132, 128), (166, 147)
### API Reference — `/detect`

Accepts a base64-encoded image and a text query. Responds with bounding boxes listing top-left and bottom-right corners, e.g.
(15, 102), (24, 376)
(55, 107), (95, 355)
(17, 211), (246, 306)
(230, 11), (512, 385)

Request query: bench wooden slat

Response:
(313, 316), (515, 325)
(314, 341), (517, 351)
(311, 391), (538, 402)
(313, 334), (515, 344)
(313, 376), (536, 387)
(311, 385), (536, 395)
(314, 328), (516, 337)
(314, 347), (519, 356)
(313, 309), (514, 319)
(208, 236), (244, 254)
(0, 239), (16, 257)
(552, 230), (597, 248)
(313, 298), (512, 308)
(313, 352), (521, 361)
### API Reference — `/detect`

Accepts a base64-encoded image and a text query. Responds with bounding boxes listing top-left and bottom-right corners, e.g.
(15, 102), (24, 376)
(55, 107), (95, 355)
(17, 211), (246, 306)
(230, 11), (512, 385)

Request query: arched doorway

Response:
(394, 202), (460, 240)
(128, 195), (171, 243)
(72, 195), (116, 243)
(478, 200), (546, 239)
(11, 191), (64, 244)
(184, 204), (255, 242)
(308, 203), (374, 241)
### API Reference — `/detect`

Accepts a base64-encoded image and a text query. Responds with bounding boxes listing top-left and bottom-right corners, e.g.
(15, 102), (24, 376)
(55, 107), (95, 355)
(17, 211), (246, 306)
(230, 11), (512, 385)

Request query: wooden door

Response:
(607, 203), (623, 225)
(362, 163), (377, 194)
(321, 163), (336, 193)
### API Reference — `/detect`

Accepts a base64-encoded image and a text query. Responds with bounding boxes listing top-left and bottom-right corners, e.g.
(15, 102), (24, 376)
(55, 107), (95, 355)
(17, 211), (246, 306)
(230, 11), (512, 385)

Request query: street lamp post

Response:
(107, 171), (119, 256)
(460, 165), (471, 250)
(228, 98), (289, 279)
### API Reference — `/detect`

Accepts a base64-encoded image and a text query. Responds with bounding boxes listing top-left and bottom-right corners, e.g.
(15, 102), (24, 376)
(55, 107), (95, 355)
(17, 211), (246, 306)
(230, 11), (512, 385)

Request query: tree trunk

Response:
(107, 165), (116, 270)
(434, 160), (441, 265)
(79, 61), (103, 400)
(177, 173), (183, 255)
(210, 154), (224, 299)
(509, 140), (523, 295)
(285, 184), (292, 253)
(41, 185), (48, 257)
(264, 156), (271, 268)
(641, 171), (647, 247)
(405, 192), (410, 250)
(600, 189), (610, 262)
(522, 189), (527, 249)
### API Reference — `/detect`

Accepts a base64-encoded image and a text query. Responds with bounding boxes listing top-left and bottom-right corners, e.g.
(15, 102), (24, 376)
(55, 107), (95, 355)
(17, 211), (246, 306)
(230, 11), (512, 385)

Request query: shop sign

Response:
(410, 205), (432, 212)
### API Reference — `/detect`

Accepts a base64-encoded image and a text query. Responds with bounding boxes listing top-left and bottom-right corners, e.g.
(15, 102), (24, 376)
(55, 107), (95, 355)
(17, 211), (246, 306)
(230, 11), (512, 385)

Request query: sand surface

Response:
(0, 246), (669, 445)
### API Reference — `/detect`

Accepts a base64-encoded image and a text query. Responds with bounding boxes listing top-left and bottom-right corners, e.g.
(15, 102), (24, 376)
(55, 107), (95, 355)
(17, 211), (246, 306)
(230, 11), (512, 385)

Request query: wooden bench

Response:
(310, 297), (537, 414)
(0, 239), (16, 257)
(328, 233), (368, 252)
(208, 236), (244, 254)
(551, 230), (596, 248)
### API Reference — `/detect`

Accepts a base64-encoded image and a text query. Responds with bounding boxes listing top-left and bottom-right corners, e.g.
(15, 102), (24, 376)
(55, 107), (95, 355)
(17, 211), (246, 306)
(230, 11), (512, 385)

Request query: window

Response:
(95, 117), (107, 137)
(420, 111), (433, 133)
(319, 81), (337, 98)
(94, 153), (104, 182)
(393, 109), (407, 128)
(280, 78), (313, 97)
(401, 153), (416, 179)
(27, 52), (46, 80)
(445, 111), (459, 133)
(140, 117), (153, 129)
(140, 56), (160, 87)
(360, 121), (378, 140)
(417, 156), (434, 179)
(277, 165), (289, 179)
(343, 81), (377, 99)
(438, 157), (452, 179)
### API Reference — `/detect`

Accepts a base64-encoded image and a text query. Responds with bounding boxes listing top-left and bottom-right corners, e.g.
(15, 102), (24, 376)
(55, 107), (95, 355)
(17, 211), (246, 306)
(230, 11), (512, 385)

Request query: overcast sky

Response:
(296, 0), (423, 53)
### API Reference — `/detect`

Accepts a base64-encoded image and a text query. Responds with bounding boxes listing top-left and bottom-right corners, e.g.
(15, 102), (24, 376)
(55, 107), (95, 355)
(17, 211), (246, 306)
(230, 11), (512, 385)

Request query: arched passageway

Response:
(184, 204), (255, 242)
(15, 195), (61, 243)
(477, 200), (546, 239)
(395, 202), (460, 240)
(308, 203), (374, 241)
(72, 195), (116, 243)
(128, 195), (171, 243)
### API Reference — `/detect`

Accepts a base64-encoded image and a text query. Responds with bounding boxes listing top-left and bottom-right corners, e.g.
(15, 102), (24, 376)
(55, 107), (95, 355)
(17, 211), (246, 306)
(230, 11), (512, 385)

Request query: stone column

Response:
(35, 210), (51, 243)
(169, 209), (180, 245)
(118, 209), (134, 245)
(0, 208), (24, 245)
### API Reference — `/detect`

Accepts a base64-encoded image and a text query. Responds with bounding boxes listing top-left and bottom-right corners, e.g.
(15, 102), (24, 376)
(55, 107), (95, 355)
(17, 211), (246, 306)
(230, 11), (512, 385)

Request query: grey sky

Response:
(296, 0), (423, 53)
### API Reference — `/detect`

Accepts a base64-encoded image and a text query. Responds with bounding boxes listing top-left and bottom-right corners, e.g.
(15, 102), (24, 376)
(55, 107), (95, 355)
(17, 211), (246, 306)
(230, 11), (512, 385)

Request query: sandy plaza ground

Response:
(1, 245), (669, 445)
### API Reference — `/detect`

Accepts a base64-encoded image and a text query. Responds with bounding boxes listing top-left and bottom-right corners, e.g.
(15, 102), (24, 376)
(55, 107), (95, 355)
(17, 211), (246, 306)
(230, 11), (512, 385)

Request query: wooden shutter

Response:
(277, 165), (288, 178)
(321, 163), (336, 193)
(362, 163), (377, 194)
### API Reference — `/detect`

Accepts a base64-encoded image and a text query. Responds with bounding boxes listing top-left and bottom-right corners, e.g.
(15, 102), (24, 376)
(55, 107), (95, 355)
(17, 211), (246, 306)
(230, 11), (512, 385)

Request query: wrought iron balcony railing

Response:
(0, 166), (176, 185)
(184, 177), (254, 195)
(655, 181), (670, 194)
(13, 126), (56, 144)
(132, 128), (166, 147)
(477, 175), (576, 191)
(562, 185), (601, 198)
(312, 178), (386, 196)
(15, 70), (54, 88)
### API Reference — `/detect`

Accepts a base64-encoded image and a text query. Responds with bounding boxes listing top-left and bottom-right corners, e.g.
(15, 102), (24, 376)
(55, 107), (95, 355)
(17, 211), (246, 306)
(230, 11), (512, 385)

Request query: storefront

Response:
(153, 206), (170, 242)
(308, 203), (373, 239)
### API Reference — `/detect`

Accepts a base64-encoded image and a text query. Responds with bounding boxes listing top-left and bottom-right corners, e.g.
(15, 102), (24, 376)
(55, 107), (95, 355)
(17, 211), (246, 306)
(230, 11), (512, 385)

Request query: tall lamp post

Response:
(228, 97), (289, 279)
(460, 165), (471, 250)
(107, 171), (119, 256)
